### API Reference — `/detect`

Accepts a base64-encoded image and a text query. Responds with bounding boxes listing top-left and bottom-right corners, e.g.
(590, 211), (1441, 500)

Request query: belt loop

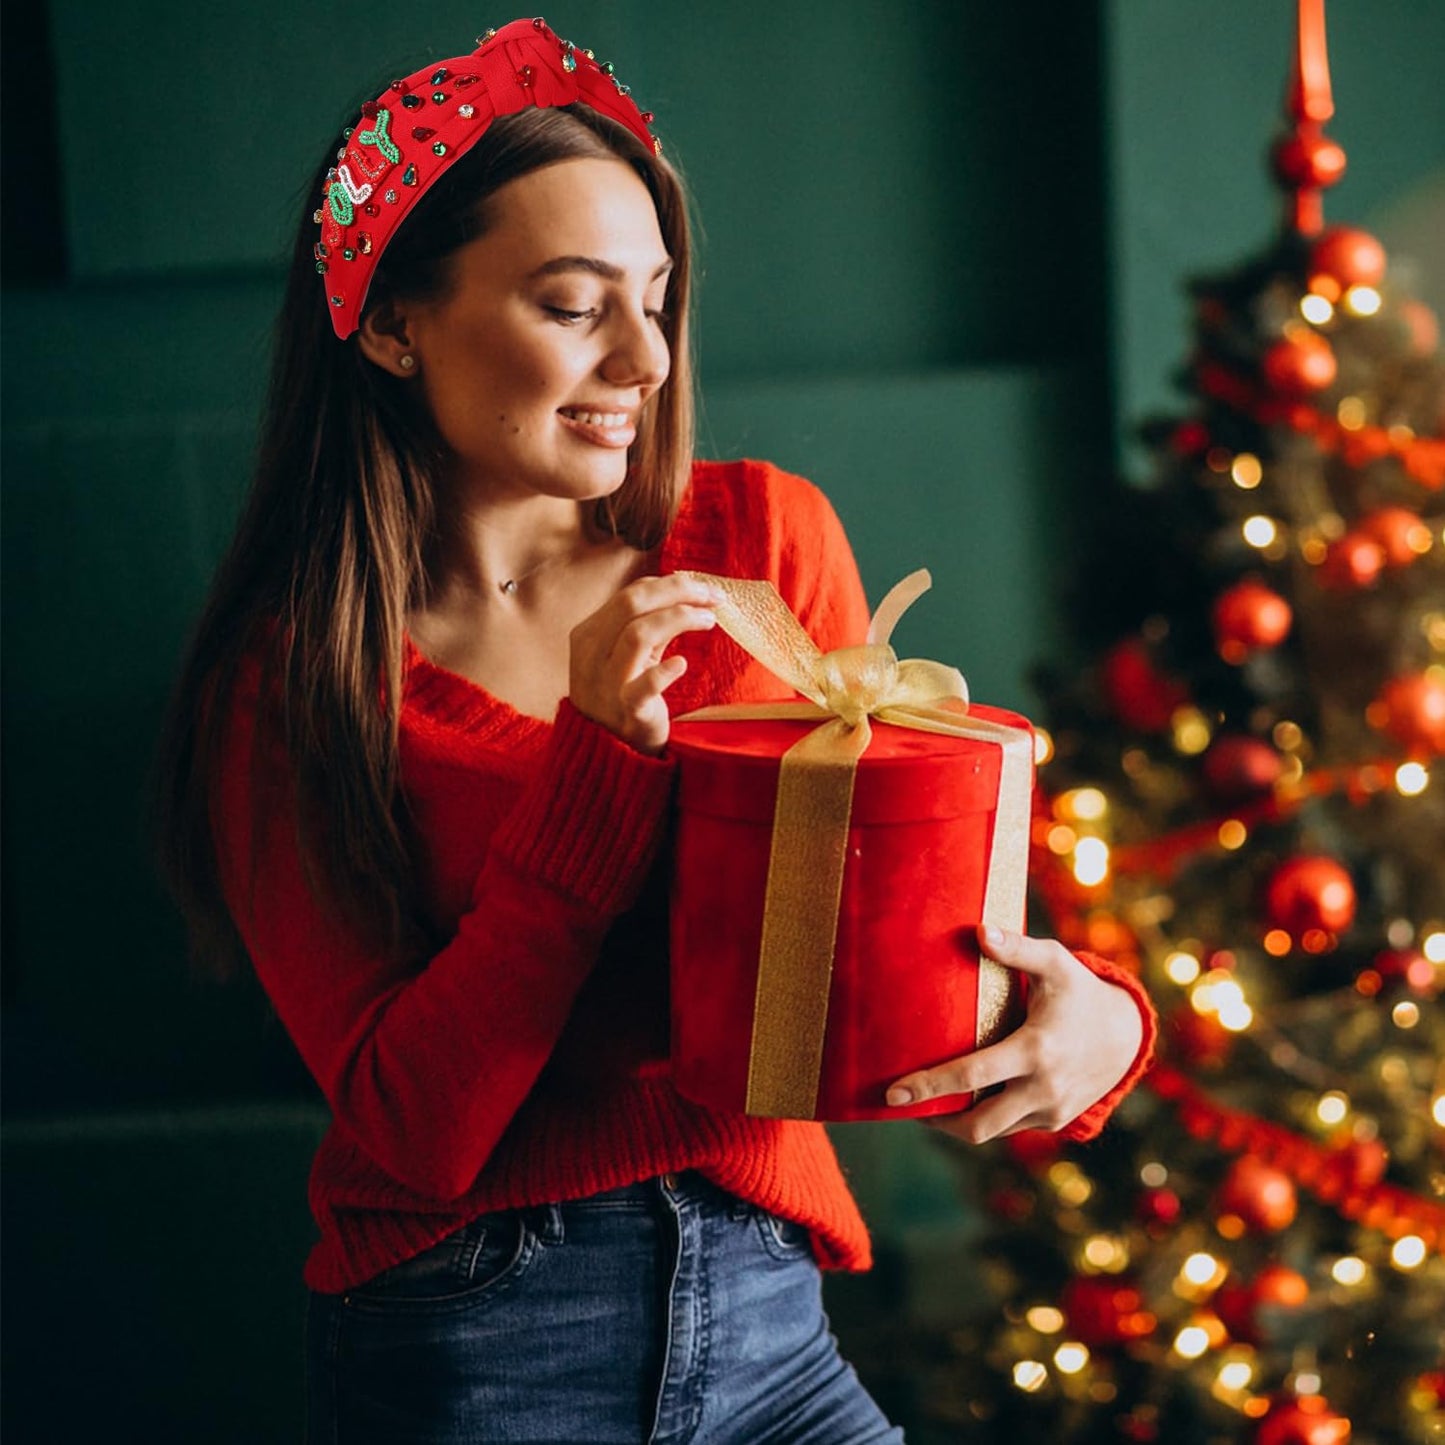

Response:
(531, 1202), (565, 1246)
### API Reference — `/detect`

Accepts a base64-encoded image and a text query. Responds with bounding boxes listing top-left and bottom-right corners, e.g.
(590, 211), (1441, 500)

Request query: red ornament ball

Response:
(1202, 735), (1284, 802)
(1317, 532), (1385, 591)
(1358, 505), (1428, 569)
(1213, 580), (1293, 661)
(1309, 226), (1387, 289)
(1371, 672), (1445, 755)
(1265, 855), (1357, 937)
(1060, 1275), (1157, 1348)
(1218, 1155), (1298, 1233)
(1255, 1395), (1352, 1445)
(1373, 947), (1438, 996)
(1272, 132), (1348, 190)
(1100, 638), (1190, 732)
(1262, 331), (1338, 397)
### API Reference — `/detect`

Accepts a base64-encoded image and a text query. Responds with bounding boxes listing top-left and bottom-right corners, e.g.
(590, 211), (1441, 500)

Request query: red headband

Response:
(315, 17), (660, 339)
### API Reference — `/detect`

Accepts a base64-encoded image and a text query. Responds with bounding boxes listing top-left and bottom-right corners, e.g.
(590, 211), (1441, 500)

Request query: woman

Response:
(156, 19), (1154, 1443)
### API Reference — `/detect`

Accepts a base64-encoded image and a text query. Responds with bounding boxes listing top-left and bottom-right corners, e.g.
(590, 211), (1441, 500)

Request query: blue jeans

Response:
(305, 1171), (904, 1444)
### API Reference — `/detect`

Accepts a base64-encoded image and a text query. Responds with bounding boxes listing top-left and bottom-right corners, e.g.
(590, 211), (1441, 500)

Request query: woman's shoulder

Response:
(670, 458), (848, 576)
(685, 456), (837, 522)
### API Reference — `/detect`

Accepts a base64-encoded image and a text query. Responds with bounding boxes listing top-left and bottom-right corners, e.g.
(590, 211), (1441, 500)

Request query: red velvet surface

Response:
(669, 705), (1034, 1121)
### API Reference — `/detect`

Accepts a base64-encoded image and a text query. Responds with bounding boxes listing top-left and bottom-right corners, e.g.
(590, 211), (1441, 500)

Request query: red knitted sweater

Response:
(215, 458), (1156, 1293)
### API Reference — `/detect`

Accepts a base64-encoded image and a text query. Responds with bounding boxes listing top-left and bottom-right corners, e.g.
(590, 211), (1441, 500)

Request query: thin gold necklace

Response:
(497, 552), (566, 596)
(495, 533), (612, 596)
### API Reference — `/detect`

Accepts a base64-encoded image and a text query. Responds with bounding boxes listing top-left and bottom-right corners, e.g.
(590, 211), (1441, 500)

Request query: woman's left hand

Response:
(885, 926), (1144, 1143)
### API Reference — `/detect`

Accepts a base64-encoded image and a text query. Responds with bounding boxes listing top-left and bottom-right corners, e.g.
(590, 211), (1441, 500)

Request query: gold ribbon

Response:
(677, 569), (1033, 1117)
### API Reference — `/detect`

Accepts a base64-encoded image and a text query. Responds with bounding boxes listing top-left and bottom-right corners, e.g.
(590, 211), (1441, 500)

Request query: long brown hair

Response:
(154, 104), (695, 977)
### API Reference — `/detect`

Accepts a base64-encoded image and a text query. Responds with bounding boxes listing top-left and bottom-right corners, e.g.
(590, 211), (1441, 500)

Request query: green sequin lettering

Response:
(358, 107), (401, 164)
(327, 182), (355, 226)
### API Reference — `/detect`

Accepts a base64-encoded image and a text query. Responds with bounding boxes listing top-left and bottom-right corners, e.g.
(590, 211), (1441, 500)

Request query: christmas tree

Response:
(932, 3), (1445, 1441)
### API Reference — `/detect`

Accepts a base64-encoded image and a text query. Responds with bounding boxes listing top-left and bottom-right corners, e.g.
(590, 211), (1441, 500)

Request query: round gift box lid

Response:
(670, 702), (1032, 827)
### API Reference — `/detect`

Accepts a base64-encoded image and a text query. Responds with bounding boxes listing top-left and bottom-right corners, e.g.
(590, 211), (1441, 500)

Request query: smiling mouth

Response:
(557, 407), (637, 448)
(558, 407), (632, 428)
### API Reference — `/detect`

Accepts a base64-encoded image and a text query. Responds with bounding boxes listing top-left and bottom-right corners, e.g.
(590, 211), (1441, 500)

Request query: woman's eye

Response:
(544, 306), (597, 325)
(646, 308), (670, 326)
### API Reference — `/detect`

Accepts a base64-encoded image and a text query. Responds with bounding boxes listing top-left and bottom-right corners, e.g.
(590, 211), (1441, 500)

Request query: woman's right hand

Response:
(569, 574), (723, 754)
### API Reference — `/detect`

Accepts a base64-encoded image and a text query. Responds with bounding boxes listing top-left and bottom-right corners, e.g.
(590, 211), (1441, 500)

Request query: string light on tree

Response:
(1342, 285), (1381, 317)
(1394, 762), (1429, 797)
(1243, 516), (1281, 550)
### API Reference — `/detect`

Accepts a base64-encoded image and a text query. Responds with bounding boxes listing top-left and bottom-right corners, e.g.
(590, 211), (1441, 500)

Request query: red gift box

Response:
(669, 709), (1032, 1121)
(666, 566), (1035, 1123)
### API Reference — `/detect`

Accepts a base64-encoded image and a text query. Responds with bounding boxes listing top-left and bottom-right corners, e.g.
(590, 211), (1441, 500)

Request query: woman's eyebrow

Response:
(527, 255), (675, 282)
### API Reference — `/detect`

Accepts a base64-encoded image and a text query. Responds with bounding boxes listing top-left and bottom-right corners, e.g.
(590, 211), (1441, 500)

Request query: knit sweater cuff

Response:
(1059, 950), (1158, 1143)
(486, 699), (677, 916)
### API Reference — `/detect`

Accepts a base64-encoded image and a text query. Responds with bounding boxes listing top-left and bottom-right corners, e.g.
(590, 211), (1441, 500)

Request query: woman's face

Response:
(401, 156), (673, 505)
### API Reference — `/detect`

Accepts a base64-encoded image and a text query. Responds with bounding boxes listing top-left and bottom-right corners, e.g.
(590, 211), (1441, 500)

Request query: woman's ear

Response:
(357, 298), (421, 377)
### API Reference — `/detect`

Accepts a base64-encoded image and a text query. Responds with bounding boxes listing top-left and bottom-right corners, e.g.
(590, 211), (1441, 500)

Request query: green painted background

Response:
(3, 2), (1440, 1438)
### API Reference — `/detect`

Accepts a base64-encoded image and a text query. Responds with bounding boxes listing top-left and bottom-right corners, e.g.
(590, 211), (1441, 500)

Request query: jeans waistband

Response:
(497, 1172), (747, 1240)
(453, 1173), (752, 1252)
(564, 1170), (747, 1213)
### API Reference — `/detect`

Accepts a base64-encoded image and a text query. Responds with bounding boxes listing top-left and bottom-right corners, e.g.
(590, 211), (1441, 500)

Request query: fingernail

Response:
(886, 1086), (915, 1106)
(982, 924), (1006, 948)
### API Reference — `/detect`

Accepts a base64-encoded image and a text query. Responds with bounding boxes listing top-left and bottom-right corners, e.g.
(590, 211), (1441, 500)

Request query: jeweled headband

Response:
(314, 17), (660, 340)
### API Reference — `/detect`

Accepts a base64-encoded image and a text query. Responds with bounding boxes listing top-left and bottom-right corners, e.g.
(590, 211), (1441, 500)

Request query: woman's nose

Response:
(601, 306), (670, 391)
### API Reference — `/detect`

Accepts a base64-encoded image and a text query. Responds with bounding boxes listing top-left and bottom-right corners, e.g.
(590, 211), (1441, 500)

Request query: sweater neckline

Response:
(402, 635), (552, 748)
(402, 467), (731, 741)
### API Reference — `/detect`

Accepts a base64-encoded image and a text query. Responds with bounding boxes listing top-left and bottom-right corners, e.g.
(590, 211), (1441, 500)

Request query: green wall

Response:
(2, 2), (1439, 1439)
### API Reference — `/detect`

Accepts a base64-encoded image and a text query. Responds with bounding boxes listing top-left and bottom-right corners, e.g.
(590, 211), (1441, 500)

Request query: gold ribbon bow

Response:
(677, 569), (1033, 1117)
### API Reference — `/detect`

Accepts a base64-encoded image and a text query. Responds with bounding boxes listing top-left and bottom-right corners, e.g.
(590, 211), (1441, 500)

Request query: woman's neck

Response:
(407, 470), (659, 719)
(424, 491), (598, 603)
